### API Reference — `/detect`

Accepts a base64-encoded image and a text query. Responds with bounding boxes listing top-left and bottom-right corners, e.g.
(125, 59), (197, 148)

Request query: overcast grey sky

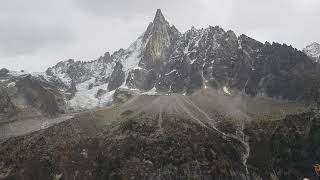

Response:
(1, 0), (319, 72)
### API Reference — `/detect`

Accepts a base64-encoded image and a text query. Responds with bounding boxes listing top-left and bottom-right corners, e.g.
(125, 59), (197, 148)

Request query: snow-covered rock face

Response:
(43, 9), (179, 110)
(45, 10), (243, 110)
(303, 42), (320, 63)
(46, 54), (114, 88)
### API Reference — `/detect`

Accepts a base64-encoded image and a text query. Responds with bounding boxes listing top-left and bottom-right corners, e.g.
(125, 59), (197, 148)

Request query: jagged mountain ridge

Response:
(43, 9), (320, 111)
(2, 9), (320, 113)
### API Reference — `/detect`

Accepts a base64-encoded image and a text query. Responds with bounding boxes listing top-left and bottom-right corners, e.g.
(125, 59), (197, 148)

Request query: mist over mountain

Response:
(0, 9), (320, 180)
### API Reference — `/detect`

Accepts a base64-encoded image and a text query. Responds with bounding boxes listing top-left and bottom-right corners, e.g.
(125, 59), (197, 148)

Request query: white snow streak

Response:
(223, 86), (231, 95)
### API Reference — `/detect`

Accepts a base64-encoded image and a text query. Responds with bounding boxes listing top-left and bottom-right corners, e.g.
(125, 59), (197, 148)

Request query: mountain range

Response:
(1, 9), (320, 118)
(0, 9), (320, 180)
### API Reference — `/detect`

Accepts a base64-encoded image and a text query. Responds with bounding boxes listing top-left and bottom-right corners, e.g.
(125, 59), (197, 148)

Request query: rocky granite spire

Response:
(139, 9), (180, 70)
(153, 9), (167, 25)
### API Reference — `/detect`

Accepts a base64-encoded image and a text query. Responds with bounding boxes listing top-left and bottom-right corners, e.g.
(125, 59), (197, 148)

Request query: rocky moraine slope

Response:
(0, 89), (319, 180)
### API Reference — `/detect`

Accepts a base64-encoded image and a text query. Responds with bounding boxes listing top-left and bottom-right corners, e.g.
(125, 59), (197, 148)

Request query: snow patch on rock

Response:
(69, 79), (115, 110)
(304, 42), (320, 58)
(304, 42), (320, 63)
(7, 82), (15, 88)
(80, 149), (88, 159)
(142, 87), (158, 95)
(223, 86), (231, 95)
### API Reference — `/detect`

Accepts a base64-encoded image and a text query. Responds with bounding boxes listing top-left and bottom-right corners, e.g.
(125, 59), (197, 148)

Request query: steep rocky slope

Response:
(245, 111), (320, 180)
(0, 88), (17, 122)
(0, 69), (66, 123)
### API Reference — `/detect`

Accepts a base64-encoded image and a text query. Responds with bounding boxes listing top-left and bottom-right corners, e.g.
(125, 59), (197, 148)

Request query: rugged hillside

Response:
(0, 89), (317, 180)
(245, 111), (320, 180)
(0, 88), (17, 122)
(0, 69), (66, 123)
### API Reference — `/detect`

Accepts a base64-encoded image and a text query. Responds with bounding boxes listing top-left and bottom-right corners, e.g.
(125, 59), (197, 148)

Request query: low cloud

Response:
(0, 0), (74, 57)
(0, 23), (73, 56)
